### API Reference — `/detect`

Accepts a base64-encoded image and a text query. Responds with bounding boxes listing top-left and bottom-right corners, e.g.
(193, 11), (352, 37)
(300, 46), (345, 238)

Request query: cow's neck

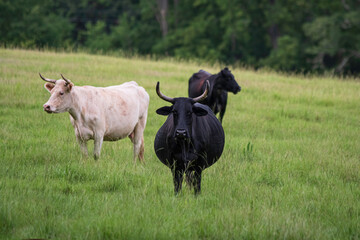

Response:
(212, 74), (223, 89)
(206, 74), (222, 100)
(67, 87), (83, 121)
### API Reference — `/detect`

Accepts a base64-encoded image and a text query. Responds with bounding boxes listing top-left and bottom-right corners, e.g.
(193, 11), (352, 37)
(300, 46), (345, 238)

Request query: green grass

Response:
(0, 48), (359, 239)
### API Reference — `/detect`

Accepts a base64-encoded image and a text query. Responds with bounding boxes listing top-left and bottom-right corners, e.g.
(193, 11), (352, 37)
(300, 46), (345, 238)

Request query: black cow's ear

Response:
(156, 106), (173, 115)
(193, 106), (208, 116)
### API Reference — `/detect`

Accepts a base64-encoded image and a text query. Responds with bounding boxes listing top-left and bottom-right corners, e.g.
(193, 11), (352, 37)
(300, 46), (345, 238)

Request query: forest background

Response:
(0, 0), (359, 75)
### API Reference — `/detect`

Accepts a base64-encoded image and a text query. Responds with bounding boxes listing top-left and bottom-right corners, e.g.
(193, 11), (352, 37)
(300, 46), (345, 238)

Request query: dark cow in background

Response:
(188, 67), (241, 123)
(154, 81), (225, 195)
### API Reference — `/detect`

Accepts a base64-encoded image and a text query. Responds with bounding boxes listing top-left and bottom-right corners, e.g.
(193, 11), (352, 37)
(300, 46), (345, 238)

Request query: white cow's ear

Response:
(44, 83), (55, 93)
(66, 82), (74, 92)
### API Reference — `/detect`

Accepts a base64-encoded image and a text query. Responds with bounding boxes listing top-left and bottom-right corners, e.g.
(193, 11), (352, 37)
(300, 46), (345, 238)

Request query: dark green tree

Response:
(1, 0), (359, 74)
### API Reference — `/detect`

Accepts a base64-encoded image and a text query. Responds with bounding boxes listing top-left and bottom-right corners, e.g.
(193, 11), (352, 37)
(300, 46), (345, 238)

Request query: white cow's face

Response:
(43, 80), (73, 113)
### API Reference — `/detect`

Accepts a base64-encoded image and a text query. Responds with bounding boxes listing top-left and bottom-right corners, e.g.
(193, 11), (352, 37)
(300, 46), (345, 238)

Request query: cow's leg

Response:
(76, 136), (88, 158)
(193, 169), (202, 195)
(172, 169), (184, 195)
(139, 135), (144, 161)
(185, 170), (194, 189)
(132, 125), (142, 163)
(219, 93), (228, 124)
(129, 130), (142, 163)
(132, 116), (147, 163)
(93, 133), (104, 160)
(219, 106), (226, 124)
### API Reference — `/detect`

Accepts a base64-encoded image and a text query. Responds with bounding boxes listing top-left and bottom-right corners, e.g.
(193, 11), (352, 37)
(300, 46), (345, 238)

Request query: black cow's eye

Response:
(60, 91), (64, 95)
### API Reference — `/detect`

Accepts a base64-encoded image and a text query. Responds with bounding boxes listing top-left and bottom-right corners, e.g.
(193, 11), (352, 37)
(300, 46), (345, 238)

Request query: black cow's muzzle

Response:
(175, 129), (188, 140)
(233, 86), (241, 94)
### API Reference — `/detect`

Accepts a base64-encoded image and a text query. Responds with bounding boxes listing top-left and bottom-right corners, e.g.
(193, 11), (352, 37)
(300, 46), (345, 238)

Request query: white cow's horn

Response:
(39, 73), (56, 84)
(60, 74), (71, 85)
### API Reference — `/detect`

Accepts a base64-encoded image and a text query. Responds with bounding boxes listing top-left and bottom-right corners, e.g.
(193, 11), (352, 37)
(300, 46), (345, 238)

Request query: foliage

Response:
(0, 0), (359, 74)
(304, 7), (360, 74)
(0, 48), (359, 239)
(260, 35), (302, 71)
(0, 0), (73, 48)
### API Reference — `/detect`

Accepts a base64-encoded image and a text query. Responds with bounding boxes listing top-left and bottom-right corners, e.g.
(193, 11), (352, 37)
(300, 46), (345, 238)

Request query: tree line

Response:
(1, 0), (359, 75)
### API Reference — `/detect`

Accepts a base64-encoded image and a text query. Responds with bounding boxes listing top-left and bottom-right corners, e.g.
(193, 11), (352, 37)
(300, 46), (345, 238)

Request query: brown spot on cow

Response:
(197, 79), (205, 93)
(128, 131), (135, 142)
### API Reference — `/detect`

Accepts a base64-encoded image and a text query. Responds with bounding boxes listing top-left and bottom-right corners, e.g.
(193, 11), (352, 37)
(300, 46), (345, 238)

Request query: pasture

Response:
(0, 48), (359, 239)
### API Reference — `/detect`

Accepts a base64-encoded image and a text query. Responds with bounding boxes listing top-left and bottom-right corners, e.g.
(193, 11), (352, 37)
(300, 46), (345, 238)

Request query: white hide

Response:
(43, 79), (149, 161)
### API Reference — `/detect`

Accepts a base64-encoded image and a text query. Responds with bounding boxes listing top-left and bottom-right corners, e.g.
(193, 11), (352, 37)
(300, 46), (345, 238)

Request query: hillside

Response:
(0, 48), (359, 239)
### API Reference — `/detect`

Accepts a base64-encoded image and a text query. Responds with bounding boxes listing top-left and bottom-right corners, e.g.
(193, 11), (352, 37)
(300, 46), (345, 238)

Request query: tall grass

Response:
(0, 48), (359, 239)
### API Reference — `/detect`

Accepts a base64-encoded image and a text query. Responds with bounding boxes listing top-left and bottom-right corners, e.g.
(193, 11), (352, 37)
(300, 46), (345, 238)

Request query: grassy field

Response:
(0, 48), (359, 239)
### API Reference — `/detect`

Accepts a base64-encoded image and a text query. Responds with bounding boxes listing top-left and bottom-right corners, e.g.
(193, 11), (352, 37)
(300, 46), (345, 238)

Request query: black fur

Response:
(188, 68), (241, 123)
(154, 97), (225, 195)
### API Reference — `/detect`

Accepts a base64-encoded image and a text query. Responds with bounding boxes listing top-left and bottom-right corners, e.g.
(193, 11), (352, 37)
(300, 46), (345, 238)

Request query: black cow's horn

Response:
(156, 82), (175, 103)
(192, 80), (209, 102)
(60, 74), (71, 85)
(39, 73), (56, 84)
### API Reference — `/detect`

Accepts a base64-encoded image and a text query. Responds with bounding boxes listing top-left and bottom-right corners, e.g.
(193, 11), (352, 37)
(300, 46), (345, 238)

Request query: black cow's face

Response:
(156, 98), (208, 140)
(220, 67), (241, 94)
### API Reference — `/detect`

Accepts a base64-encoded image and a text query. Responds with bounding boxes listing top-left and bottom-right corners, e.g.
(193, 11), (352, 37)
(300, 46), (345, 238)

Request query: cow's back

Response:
(117, 82), (149, 117)
(188, 70), (212, 98)
(73, 82), (149, 141)
(104, 82), (149, 116)
(102, 83), (149, 134)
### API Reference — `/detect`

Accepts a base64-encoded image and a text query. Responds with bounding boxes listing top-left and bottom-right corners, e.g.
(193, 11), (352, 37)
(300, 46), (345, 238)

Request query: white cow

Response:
(41, 73), (149, 162)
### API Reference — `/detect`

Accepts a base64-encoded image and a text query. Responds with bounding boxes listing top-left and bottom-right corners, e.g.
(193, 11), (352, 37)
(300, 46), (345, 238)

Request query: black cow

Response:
(188, 67), (241, 123)
(154, 81), (225, 195)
